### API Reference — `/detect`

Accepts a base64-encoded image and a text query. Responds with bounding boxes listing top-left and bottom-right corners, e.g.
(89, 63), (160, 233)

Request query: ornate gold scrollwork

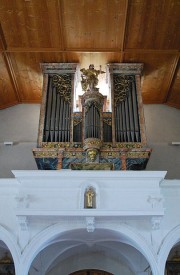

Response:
(84, 100), (102, 114)
(73, 117), (82, 126)
(114, 75), (134, 105)
(103, 117), (112, 126)
(52, 74), (72, 103)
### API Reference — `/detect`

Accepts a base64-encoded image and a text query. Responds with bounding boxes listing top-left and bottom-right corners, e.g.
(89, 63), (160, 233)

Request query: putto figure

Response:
(80, 64), (105, 92)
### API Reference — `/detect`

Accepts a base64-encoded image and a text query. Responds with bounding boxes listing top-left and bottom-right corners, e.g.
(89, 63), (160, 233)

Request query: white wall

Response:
(144, 105), (180, 179)
(0, 104), (179, 178)
(0, 104), (39, 178)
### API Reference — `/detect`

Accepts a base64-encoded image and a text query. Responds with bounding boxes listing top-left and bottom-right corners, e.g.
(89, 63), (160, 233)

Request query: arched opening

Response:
(0, 241), (15, 275)
(158, 225), (180, 274)
(26, 228), (153, 275)
(165, 242), (180, 274)
(69, 269), (113, 275)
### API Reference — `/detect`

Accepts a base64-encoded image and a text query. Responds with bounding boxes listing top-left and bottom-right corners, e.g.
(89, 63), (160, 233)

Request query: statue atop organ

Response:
(80, 64), (105, 92)
(33, 63), (151, 170)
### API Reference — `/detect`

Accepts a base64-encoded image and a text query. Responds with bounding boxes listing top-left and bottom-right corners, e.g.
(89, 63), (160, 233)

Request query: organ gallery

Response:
(33, 63), (151, 170)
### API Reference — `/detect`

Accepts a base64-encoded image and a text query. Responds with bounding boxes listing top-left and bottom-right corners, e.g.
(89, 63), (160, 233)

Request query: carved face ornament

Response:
(87, 149), (97, 162)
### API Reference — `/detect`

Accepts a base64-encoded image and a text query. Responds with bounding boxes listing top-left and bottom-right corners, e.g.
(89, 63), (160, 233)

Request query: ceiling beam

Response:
(0, 24), (7, 51)
(6, 47), (122, 53)
(0, 24), (21, 102)
(5, 47), (179, 55)
(121, 0), (129, 62)
(58, 0), (66, 62)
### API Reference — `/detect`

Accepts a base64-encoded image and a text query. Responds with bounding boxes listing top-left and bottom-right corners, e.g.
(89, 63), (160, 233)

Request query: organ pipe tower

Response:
(33, 63), (151, 170)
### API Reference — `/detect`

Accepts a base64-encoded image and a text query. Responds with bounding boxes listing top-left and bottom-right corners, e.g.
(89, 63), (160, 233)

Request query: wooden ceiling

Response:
(0, 0), (179, 109)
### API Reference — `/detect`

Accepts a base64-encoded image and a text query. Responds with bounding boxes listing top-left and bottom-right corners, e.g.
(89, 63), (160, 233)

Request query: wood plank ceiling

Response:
(0, 0), (179, 109)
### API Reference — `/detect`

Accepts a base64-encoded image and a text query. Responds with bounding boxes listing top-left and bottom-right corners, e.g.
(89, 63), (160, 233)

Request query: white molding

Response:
(151, 216), (162, 230)
(16, 209), (164, 217)
(12, 170), (167, 179)
(160, 179), (180, 187)
(17, 216), (29, 232)
(86, 217), (95, 232)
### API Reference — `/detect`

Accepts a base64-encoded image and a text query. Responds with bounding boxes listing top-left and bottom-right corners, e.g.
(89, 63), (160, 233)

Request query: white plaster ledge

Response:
(16, 209), (164, 217)
(0, 179), (19, 194)
(160, 179), (180, 187)
(12, 170), (167, 179)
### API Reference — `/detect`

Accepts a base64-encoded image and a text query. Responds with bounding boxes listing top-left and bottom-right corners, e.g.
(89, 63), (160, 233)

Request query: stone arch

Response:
(100, 223), (159, 275)
(158, 225), (180, 274)
(21, 222), (159, 275)
(0, 225), (21, 275)
(70, 269), (113, 275)
(21, 223), (82, 275)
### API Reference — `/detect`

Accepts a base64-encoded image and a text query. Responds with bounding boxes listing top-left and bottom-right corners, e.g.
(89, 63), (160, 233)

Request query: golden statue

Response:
(87, 149), (98, 162)
(80, 64), (105, 92)
(85, 187), (95, 208)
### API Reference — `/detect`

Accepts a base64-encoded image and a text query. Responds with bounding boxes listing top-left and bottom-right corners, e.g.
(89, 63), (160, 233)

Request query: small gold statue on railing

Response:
(80, 64), (105, 92)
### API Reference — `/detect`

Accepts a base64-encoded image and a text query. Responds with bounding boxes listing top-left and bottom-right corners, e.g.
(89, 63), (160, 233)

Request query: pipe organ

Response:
(33, 63), (151, 170)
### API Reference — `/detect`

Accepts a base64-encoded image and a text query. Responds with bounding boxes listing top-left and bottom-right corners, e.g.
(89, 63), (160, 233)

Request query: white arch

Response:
(158, 225), (180, 274)
(0, 225), (21, 275)
(100, 223), (159, 275)
(21, 222), (160, 275)
(21, 223), (82, 275)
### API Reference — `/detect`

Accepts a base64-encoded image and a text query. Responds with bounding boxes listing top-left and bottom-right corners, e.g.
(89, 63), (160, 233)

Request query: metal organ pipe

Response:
(84, 102), (101, 139)
(58, 95), (62, 142)
(128, 84), (135, 142)
(93, 105), (95, 137)
(50, 84), (56, 142)
(114, 75), (141, 143)
(55, 92), (60, 141)
(62, 100), (65, 142)
(125, 98), (130, 142)
(43, 74), (72, 143)
(44, 76), (53, 142)
(121, 101), (126, 141)
(132, 81), (140, 142)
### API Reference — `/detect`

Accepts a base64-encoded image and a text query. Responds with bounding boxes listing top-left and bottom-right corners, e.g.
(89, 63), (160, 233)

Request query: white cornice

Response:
(16, 209), (164, 217)
(12, 170), (167, 179)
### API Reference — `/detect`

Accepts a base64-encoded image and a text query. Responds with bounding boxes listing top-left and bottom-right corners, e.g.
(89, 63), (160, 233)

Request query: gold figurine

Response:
(80, 64), (105, 92)
(85, 187), (95, 208)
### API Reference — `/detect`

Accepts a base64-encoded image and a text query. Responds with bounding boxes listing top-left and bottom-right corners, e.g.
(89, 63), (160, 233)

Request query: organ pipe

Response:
(113, 75), (141, 143)
(43, 74), (72, 143)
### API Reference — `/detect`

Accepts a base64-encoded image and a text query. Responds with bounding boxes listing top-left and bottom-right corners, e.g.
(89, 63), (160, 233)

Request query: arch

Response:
(100, 223), (159, 275)
(70, 269), (113, 275)
(45, 240), (136, 274)
(0, 225), (21, 275)
(21, 223), (82, 275)
(21, 222), (159, 275)
(158, 225), (180, 274)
